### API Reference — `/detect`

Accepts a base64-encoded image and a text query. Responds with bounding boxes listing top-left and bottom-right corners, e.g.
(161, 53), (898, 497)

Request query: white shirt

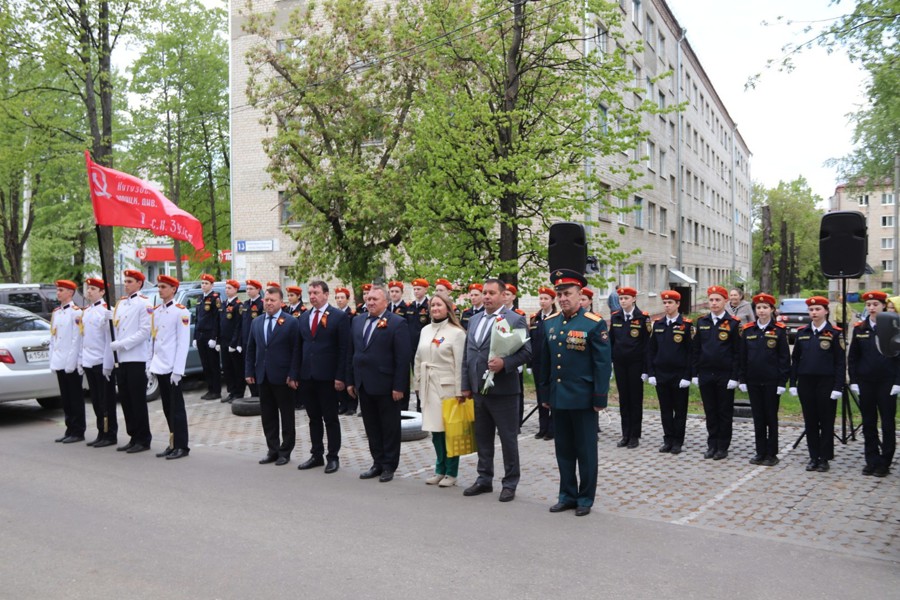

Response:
(150, 300), (191, 376)
(49, 302), (82, 372)
(79, 300), (113, 370)
(113, 292), (152, 362)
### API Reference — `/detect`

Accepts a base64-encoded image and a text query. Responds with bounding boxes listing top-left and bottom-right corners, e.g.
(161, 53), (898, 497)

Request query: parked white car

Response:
(0, 304), (63, 408)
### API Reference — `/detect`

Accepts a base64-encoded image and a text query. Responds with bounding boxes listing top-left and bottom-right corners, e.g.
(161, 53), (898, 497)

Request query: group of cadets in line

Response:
(47, 272), (898, 479)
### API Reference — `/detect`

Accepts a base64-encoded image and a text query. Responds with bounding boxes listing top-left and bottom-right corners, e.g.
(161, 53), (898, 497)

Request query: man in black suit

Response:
(245, 287), (301, 466)
(347, 284), (411, 482)
(296, 280), (349, 474)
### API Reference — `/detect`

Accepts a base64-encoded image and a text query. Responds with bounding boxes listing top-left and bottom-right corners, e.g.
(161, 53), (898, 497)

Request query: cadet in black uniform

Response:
(356, 283), (372, 315)
(335, 286), (358, 415)
(286, 285), (307, 317)
(388, 281), (408, 316)
(220, 279), (244, 402)
(406, 278), (430, 412)
(194, 273), (222, 400)
(848, 290), (900, 477)
(239, 279), (264, 398)
(692, 285), (741, 460)
(608, 286), (650, 449)
(530, 286), (558, 440)
(647, 290), (692, 454)
(461, 283), (485, 330)
(738, 293), (790, 466)
(790, 296), (846, 473)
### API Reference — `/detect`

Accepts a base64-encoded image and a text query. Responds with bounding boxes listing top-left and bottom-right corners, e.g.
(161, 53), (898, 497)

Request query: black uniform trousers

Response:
(473, 393), (520, 490)
(858, 379), (896, 468)
(220, 346), (236, 397)
(55, 369), (85, 437)
(301, 379), (341, 461)
(747, 383), (779, 458)
(797, 375), (837, 461)
(196, 333), (221, 395)
(358, 385), (402, 471)
(614, 360), (644, 440)
(259, 378), (296, 459)
(84, 365), (118, 441)
(116, 362), (151, 446)
(229, 348), (246, 398)
(656, 379), (688, 445)
(699, 372), (735, 451)
(553, 408), (599, 508)
(158, 373), (189, 450)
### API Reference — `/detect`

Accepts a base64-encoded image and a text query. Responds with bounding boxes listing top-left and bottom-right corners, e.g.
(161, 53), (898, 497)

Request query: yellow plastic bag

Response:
(443, 397), (477, 458)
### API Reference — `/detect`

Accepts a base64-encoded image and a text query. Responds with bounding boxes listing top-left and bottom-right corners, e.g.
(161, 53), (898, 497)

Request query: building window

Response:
(617, 194), (628, 224)
(883, 215), (895, 227)
(657, 31), (666, 61)
(659, 149), (667, 178)
(596, 24), (609, 56)
(279, 191), (302, 227)
(632, 0), (642, 29)
(645, 16), (655, 45)
(634, 264), (643, 289)
(275, 37), (306, 60)
(633, 196), (643, 228)
(883, 260), (894, 272)
(882, 193), (895, 205)
(882, 238), (895, 250)
(595, 181), (612, 222)
(646, 141), (655, 170)
(659, 207), (668, 233)
(658, 90), (666, 111)
(647, 201), (656, 231)
(858, 195), (869, 206)
(648, 264), (657, 290)
(596, 104), (608, 135)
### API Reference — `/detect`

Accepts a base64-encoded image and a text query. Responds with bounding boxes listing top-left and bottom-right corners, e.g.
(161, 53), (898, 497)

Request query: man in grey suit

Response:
(461, 279), (532, 502)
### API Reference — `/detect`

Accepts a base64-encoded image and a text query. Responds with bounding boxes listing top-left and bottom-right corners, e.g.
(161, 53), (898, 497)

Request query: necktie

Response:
(266, 316), (275, 344)
(477, 313), (494, 345)
(311, 309), (320, 336)
(364, 316), (378, 345)
(625, 313), (631, 321)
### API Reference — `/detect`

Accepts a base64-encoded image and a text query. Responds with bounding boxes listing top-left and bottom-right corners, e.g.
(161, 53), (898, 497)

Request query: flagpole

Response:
(94, 222), (119, 437)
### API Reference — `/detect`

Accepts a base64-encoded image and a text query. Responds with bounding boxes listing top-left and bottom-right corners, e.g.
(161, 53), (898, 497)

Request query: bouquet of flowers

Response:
(481, 316), (529, 395)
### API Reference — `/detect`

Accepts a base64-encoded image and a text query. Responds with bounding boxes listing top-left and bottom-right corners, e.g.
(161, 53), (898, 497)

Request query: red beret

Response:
(200, 273), (215, 283)
(246, 279), (262, 290)
(335, 287), (351, 297)
(468, 283), (483, 292)
(286, 285), (302, 295)
(411, 278), (429, 288)
(225, 279), (240, 289)
(752, 293), (777, 307)
(388, 280), (404, 290)
(581, 288), (594, 299)
(538, 286), (556, 298)
(861, 290), (887, 303)
(84, 278), (105, 291)
(157, 274), (179, 288)
(361, 283), (373, 292)
(707, 285), (728, 299)
(661, 290), (681, 301)
(266, 281), (281, 289)
(617, 287), (638, 298)
(505, 284), (518, 296)
(55, 279), (77, 291)
(123, 269), (145, 283)
(806, 296), (829, 308)
(435, 278), (453, 291)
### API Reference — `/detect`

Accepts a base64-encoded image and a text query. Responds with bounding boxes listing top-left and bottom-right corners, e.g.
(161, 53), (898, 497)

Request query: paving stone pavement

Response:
(150, 388), (899, 563)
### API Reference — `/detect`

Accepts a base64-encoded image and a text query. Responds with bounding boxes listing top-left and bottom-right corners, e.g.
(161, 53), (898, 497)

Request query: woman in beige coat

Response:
(413, 291), (467, 487)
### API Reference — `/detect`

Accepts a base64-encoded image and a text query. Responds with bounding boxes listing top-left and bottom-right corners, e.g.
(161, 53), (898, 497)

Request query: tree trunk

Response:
(200, 117), (220, 278)
(778, 220), (788, 296)
(760, 205), (774, 292)
(789, 232), (800, 295)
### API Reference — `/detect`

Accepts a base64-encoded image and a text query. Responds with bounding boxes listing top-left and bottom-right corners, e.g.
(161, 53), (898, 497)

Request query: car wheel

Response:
(232, 396), (261, 417)
(400, 410), (428, 442)
(146, 374), (161, 402)
(37, 397), (63, 410)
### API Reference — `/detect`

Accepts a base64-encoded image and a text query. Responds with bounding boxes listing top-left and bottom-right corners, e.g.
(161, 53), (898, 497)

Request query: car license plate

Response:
(25, 350), (49, 362)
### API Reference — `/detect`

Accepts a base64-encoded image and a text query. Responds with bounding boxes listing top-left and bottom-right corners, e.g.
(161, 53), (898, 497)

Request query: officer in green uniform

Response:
(538, 269), (612, 517)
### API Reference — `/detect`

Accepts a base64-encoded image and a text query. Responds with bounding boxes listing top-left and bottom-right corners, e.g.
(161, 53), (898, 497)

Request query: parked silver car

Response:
(0, 304), (63, 408)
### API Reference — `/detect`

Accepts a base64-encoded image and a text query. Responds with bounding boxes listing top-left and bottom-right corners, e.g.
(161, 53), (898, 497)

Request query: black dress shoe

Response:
(360, 466), (383, 479)
(658, 443), (672, 453)
(55, 435), (67, 443)
(544, 433), (554, 441)
(126, 443), (149, 454)
(749, 454), (763, 465)
(274, 456), (290, 466)
(815, 460), (830, 472)
(166, 448), (189, 460)
(61, 435), (85, 444)
(93, 439), (116, 448)
(670, 445), (682, 455)
(535, 431), (547, 440)
(220, 395), (232, 403)
(873, 465), (889, 478)
(259, 455), (278, 464)
(324, 459), (340, 474)
(805, 459), (818, 471)
(703, 448), (716, 459)
(498, 488), (515, 502)
(575, 506), (591, 517)
(156, 447), (173, 458)
(379, 470), (395, 482)
(761, 456), (779, 467)
(627, 439), (639, 449)
(713, 450), (728, 461)
(463, 483), (493, 496)
(86, 438), (101, 447)
(616, 437), (629, 447)
(200, 392), (214, 400)
(297, 456), (325, 470)
(862, 464), (876, 476)
(549, 502), (577, 513)
(117, 441), (135, 452)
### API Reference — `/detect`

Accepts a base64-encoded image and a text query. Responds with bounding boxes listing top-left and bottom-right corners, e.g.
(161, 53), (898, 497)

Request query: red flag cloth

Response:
(85, 151), (205, 250)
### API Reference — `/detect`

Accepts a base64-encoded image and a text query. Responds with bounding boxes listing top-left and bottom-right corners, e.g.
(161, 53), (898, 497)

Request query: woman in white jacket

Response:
(414, 291), (467, 487)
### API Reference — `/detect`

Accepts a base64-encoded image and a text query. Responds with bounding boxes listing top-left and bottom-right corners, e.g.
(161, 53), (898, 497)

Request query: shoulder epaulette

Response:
(139, 294), (148, 299)
(176, 303), (186, 309)
(683, 318), (692, 323)
(52, 306), (60, 312)
(611, 310), (621, 315)
(211, 291), (219, 296)
(729, 315), (740, 322)
(641, 310), (649, 316)
(774, 321), (786, 329)
(120, 295), (127, 300)
(514, 308), (525, 315)
(529, 312), (537, 318)
(742, 322), (755, 330)
(833, 325), (843, 331)
(853, 320), (863, 328)
(585, 312), (602, 322)
(547, 311), (560, 319)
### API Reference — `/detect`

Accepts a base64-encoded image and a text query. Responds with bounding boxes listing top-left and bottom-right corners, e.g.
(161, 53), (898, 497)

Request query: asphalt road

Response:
(1, 400), (897, 600)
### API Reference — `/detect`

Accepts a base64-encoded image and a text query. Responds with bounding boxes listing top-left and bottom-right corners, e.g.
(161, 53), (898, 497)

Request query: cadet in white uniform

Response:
(78, 278), (117, 447)
(49, 279), (84, 443)
(151, 275), (192, 459)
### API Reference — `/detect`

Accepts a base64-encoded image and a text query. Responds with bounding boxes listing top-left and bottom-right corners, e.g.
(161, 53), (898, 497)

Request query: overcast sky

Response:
(664, 0), (868, 202)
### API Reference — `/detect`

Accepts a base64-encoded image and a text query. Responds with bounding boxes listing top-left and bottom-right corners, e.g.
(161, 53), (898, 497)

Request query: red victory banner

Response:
(85, 151), (205, 250)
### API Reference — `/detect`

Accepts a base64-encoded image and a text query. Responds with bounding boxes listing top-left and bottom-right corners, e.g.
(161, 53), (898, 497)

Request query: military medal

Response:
(718, 331), (728, 341)
(673, 334), (683, 343)
(767, 338), (777, 348)
(630, 328), (639, 338)
(820, 339), (831, 350)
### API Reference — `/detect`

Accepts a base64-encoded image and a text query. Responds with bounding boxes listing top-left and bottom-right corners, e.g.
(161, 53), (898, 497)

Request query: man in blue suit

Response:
(296, 280), (350, 474)
(347, 284), (411, 482)
(245, 287), (301, 466)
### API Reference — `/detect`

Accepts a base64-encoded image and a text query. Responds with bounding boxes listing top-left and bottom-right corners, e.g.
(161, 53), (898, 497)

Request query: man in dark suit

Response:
(245, 286), (300, 466)
(461, 279), (532, 502)
(347, 284), (411, 482)
(296, 280), (349, 474)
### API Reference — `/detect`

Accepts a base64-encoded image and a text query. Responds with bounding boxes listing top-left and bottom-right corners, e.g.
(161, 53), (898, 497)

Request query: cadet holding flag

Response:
(50, 279), (85, 443)
(151, 275), (192, 460)
(79, 278), (117, 447)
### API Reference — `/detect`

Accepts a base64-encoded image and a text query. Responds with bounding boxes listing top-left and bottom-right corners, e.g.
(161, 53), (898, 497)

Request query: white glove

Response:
(171, 374), (182, 386)
(236, 346), (242, 353)
(891, 385), (900, 396)
(678, 379), (691, 389)
(789, 387), (798, 397)
(110, 340), (123, 352)
(103, 368), (112, 380)
(207, 339), (216, 349)
(849, 384), (860, 395)
(65, 367), (75, 374)
(691, 377), (699, 386)
(526, 367), (533, 375)
(776, 386), (785, 395)
(727, 379), (739, 390)
(647, 376), (657, 387)
(77, 366), (84, 376)
(830, 390), (842, 401)
(228, 346), (235, 353)
(215, 344), (221, 352)
(738, 383), (748, 393)
(192, 340), (198, 348)
(641, 373), (648, 382)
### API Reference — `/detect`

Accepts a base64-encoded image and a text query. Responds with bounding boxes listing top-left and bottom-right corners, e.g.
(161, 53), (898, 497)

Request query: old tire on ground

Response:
(400, 410), (428, 442)
(232, 396), (261, 417)
(146, 374), (161, 402)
